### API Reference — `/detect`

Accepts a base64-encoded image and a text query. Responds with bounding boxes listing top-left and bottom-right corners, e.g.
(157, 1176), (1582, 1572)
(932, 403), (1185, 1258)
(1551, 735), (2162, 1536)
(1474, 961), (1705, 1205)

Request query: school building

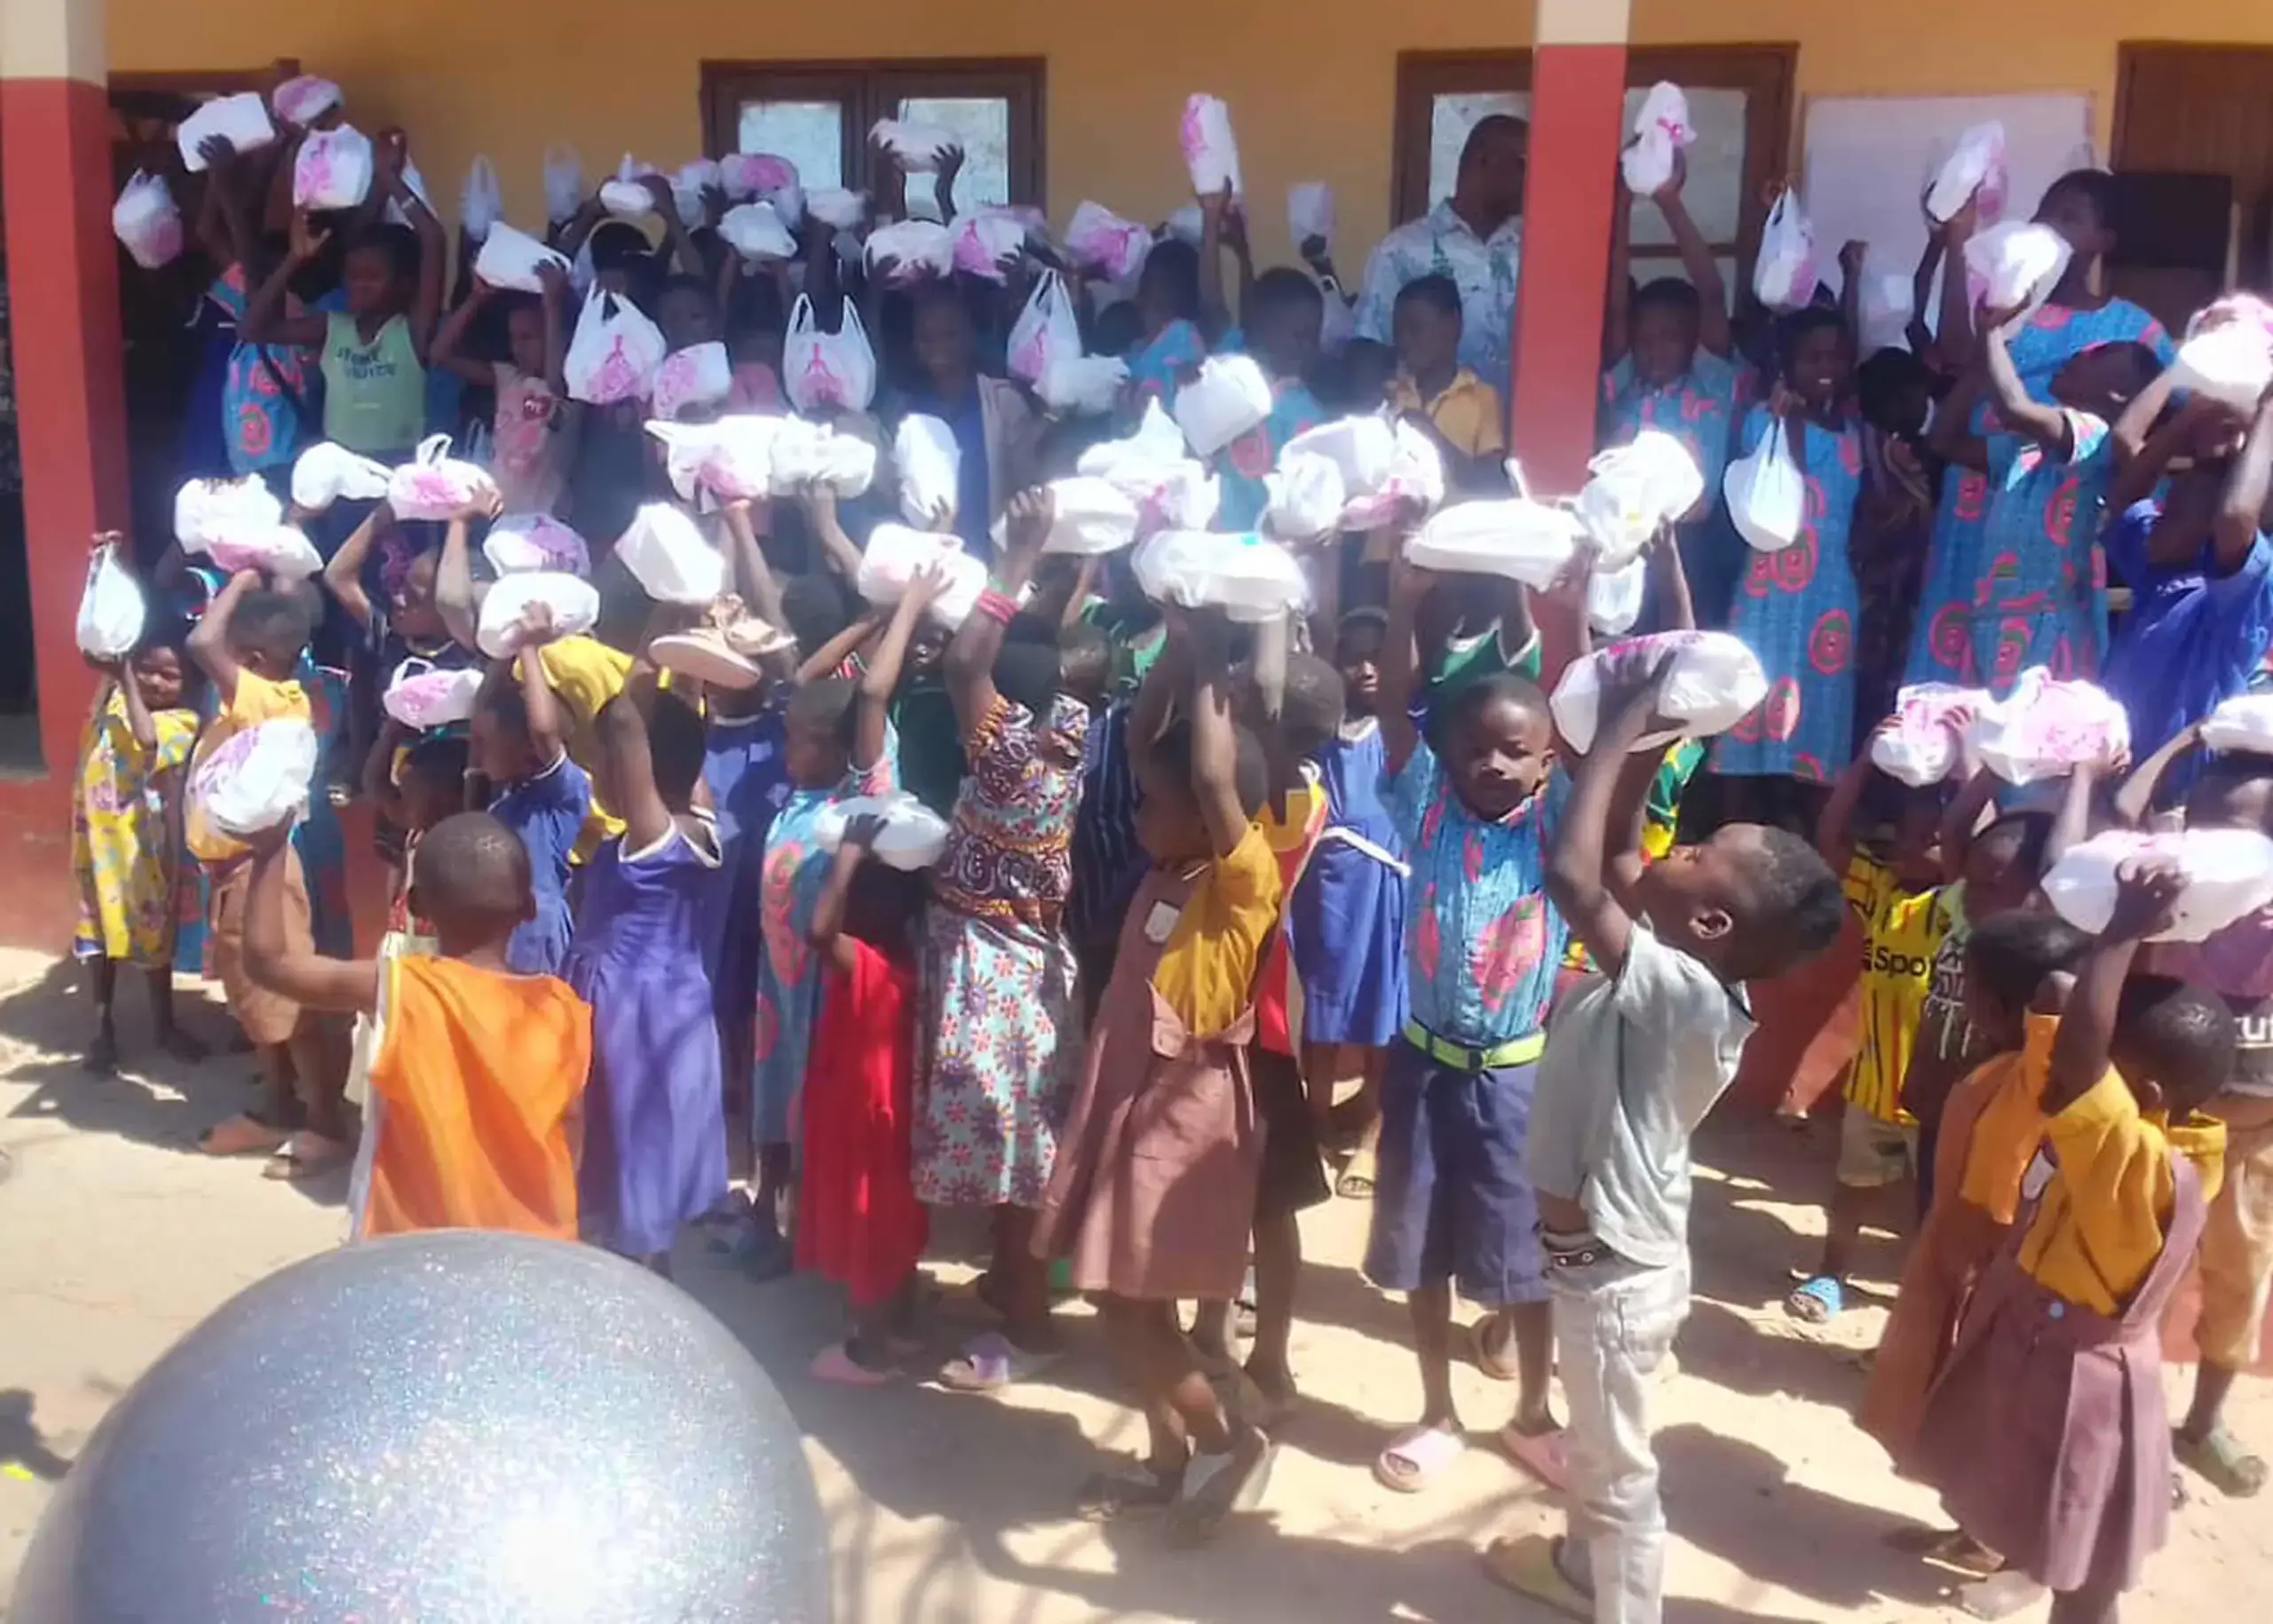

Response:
(1, 0), (2271, 956)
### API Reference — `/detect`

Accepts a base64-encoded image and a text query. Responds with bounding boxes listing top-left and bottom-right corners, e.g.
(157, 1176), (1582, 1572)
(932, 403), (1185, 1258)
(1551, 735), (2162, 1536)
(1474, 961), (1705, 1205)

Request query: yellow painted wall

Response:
(103, 0), (2273, 265)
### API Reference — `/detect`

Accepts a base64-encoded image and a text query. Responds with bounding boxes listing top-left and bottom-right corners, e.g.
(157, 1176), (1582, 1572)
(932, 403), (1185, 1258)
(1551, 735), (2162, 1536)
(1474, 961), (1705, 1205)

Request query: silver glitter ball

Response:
(11, 1232), (828, 1622)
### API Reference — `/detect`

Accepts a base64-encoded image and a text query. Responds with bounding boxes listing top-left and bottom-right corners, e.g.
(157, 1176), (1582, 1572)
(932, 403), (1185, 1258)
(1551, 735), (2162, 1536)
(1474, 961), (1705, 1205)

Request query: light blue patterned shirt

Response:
(1353, 201), (1524, 388)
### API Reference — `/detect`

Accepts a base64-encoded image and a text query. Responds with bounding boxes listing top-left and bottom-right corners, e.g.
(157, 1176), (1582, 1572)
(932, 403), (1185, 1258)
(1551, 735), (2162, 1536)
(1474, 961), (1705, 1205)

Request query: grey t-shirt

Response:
(1527, 923), (1754, 1269)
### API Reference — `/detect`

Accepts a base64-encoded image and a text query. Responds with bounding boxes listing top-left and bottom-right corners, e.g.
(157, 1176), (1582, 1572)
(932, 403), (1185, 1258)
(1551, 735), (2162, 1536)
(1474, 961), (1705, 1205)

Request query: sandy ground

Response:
(2, 945), (2267, 1622)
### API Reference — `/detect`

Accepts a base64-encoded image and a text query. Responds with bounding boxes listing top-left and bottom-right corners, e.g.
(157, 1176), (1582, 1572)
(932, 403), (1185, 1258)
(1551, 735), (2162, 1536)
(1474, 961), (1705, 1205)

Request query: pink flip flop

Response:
(810, 1342), (892, 1387)
(1499, 1420), (1572, 1492)
(1374, 1424), (1466, 1493)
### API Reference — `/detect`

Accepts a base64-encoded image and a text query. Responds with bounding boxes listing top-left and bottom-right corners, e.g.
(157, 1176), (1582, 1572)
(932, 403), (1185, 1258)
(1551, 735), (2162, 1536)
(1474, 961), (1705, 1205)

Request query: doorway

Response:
(2111, 42), (2273, 329)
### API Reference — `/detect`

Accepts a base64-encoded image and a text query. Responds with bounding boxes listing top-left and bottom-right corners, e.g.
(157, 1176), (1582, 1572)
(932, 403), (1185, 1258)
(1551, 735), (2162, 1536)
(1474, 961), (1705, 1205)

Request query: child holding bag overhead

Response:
(431, 260), (579, 517)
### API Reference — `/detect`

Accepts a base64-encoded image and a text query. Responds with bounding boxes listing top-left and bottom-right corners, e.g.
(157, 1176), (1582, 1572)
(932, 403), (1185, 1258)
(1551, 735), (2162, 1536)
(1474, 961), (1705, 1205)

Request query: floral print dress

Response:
(915, 693), (1090, 1208)
(72, 687), (200, 966)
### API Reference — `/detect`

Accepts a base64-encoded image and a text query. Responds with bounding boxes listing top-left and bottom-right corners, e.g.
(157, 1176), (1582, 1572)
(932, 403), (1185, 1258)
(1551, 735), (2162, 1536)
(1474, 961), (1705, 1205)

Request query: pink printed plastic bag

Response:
(383, 665), (485, 731)
(564, 286), (668, 407)
(190, 718), (320, 839)
(270, 75), (342, 128)
(293, 125), (374, 210)
(1180, 94), (1243, 197)
(2046, 828), (2273, 943)
(112, 172), (184, 270)
(1008, 271), (1080, 384)
(781, 295), (876, 414)
(652, 342), (733, 422)
(483, 512), (591, 578)
(1065, 202), (1152, 280)
(722, 152), (797, 201)
(385, 435), (500, 521)
(953, 211), (1026, 281)
(1550, 631), (1769, 754)
(1870, 683), (1991, 787)
(1967, 668), (2129, 785)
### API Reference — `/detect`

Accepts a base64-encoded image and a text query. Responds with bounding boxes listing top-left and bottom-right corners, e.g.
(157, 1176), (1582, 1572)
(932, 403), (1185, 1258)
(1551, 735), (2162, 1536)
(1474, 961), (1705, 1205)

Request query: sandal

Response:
(1374, 1423), (1465, 1493)
(938, 1330), (1061, 1393)
(1481, 1534), (1592, 1620)
(1335, 1147), (1377, 1200)
(199, 1113), (290, 1158)
(1952, 1569), (2045, 1620)
(1167, 1429), (1275, 1545)
(1498, 1419), (1572, 1493)
(810, 1342), (893, 1387)
(1784, 1275), (1846, 1324)
(1471, 1311), (1521, 1382)
(2174, 1426), (2269, 1499)
(261, 1131), (352, 1182)
(1075, 1462), (1183, 1521)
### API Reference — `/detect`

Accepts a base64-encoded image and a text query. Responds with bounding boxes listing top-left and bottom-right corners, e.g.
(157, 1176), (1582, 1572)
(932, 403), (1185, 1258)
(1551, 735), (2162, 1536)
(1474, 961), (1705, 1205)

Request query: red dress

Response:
(796, 939), (927, 1307)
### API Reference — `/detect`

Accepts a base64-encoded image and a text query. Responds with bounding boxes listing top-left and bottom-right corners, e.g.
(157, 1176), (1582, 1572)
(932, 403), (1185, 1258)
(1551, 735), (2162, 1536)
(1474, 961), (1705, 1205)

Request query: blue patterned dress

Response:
(1715, 408), (1865, 783)
(1603, 351), (1742, 620)
(1906, 298), (2171, 685)
(1216, 377), (1328, 531)
(1123, 318), (1208, 414)
(1971, 410), (2117, 690)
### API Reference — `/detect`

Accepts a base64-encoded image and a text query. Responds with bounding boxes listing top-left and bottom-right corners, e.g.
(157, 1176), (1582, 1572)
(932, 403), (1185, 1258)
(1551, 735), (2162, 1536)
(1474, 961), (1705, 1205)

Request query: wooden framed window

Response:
(1390, 45), (1795, 305)
(701, 59), (1045, 218)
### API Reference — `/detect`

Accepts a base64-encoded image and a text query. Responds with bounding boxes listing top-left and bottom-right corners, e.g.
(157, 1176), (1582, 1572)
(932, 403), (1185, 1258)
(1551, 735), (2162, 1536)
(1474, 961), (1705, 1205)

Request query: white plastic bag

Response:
(1283, 416), (1397, 495)
(289, 442), (391, 511)
(1406, 500), (1586, 590)
(1723, 424), (1807, 552)
(865, 219), (954, 281)
(270, 75), (342, 128)
(2045, 828), (2273, 943)
(383, 665), (485, 731)
(1287, 182), (1334, 249)
(1577, 431), (1704, 564)
(782, 296), (878, 414)
(2200, 692), (2273, 757)
(174, 475), (283, 551)
(76, 543), (146, 661)
(1008, 271), (1081, 384)
(598, 154), (658, 218)
(672, 158), (722, 227)
(386, 434), (500, 521)
(1164, 205), (1205, 246)
(178, 94), (275, 170)
(1753, 188), (1818, 313)
(1038, 353), (1129, 417)
(1342, 420), (1446, 528)
(722, 152), (797, 202)
(616, 503), (726, 605)
(1180, 94), (1244, 197)
(652, 342), (733, 422)
(1080, 400), (1189, 479)
(543, 146), (585, 224)
(1968, 668), (2130, 786)
(1871, 683), (1990, 786)
(1551, 631), (1770, 754)
(111, 173), (184, 271)
(857, 524), (966, 607)
(715, 201), (795, 264)
(807, 188), (868, 231)
(1588, 558), (1648, 637)
(1859, 271), (1915, 356)
(209, 525), (322, 582)
(1262, 451), (1347, 541)
(191, 718), (320, 838)
(1963, 222), (2071, 315)
(564, 285), (668, 406)
(1132, 529), (1306, 622)
(460, 156), (503, 240)
(894, 416), (962, 527)
(989, 477), (1141, 557)
(1065, 202), (1153, 279)
(953, 211), (1026, 281)
(1175, 353), (1273, 458)
(292, 125), (373, 210)
(476, 572), (601, 659)
(871, 119), (959, 170)
(814, 792), (952, 870)
(2168, 314), (2273, 416)
(1928, 121), (2008, 225)
(472, 223), (570, 294)
(483, 512), (591, 578)
(1620, 83), (1696, 196)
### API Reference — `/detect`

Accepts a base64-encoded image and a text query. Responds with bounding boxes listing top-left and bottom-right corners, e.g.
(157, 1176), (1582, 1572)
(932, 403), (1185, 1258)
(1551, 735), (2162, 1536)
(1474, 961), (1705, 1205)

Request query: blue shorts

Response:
(1362, 1041), (1547, 1306)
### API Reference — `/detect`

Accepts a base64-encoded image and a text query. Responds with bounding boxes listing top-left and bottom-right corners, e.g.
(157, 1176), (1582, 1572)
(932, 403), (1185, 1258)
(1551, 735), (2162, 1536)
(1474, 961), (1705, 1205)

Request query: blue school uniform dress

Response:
(1971, 410), (2116, 690)
(702, 709), (792, 1082)
(1715, 408), (1865, 783)
(1288, 718), (1408, 1049)
(1603, 351), (1741, 622)
(1363, 740), (1567, 1307)
(2102, 500), (2273, 767)
(1907, 299), (2171, 685)
(1216, 377), (1328, 531)
(1123, 318), (1208, 412)
(491, 752), (591, 977)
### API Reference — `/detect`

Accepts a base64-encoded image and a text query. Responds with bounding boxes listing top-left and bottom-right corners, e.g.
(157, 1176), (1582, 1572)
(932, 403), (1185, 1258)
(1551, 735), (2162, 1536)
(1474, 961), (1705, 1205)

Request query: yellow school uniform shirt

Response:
(1389, 368), (1506, 460)
(520, 636), (631, 855)
(2016, 1061), (2227, 1319)
(1151, 822), (1285, 1040)
(186, 670), (311, 865)
(1958, 1014), (2059, 1224)
(1844, 853), (1954, 1125)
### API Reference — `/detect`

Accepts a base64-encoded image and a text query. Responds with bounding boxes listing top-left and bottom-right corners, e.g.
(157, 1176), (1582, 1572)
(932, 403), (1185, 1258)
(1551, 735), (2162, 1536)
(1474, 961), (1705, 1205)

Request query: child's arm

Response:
(321, 500), (392, 633)
(2047, 753), (2122, 869)
(857, 566), (946, 772)
(593, 691), (673, 852)
(1906, 233), (1944, 361)
(516, 618), (569, 764)
(720, 501), (788, 631)
(2110, 365), (2183, 476)
(1936, 757), (2001, 883)
(795, 486), (866, 582)
(107, 653), (157, 749)
(1925, 361), (1988, 473)
(943, 487), (1049, 743)
(1656, 160), (1731, 357)
(806, 815), (883, 976)
(2214, 389), (2273, 571)
(1840, 241), (1866, 360)
(428, 281), (496, 386)
(641, 174), (706, 278)
(1650, 524), (1695, 631)
(1545, 661), (1670, 976)
(2112, 723), (2200, 829)
(1930, 197), (1977, 363)
(241, 213), (332, 350)
(2046, 859), (2182, 1114)
(242, 825), (380, 1014)
(186, 567), (259, 707)
(1814, 733), (1881, 877)
(1379, 551), (1431, 776)
(1183, 608), (1248, 859)
(796, 608), (884, 685)
(1977, 311), (2074, 455)
(1128, 607), (1190, 760)
(433, 503), (482, 653)
(384, 133), (447, 361)
(195, 137), (260, 274)
(1197, 184), (1237, 337)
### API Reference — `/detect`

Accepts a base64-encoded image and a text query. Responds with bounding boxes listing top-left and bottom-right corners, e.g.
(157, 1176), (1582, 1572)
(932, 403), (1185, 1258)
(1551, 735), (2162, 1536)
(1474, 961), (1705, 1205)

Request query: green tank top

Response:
(320, 312), (425, 456)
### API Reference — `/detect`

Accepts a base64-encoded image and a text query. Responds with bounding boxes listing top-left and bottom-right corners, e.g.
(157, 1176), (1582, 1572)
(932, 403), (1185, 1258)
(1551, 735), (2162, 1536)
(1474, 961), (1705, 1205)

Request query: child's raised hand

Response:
(1387, 546), (1437, 606)
(198, 135), (240, 178)
(455, 488), (503, 522)
(841, 811), (889, 853)
(1597, 644), (1674, 731)
(902, 555), (954, 612)
(287, 210), (331, 265)
(374, 128), (408, 188)
(516, 601), (560, 646)
(1650, 148), (1689, 203)
(1839, 239), (1867, 281)
(640, 173), (676, 218)
(1002, 486), (1055, 557)
(2107, 856), (2185, 942)
(535, 260), (568, 300)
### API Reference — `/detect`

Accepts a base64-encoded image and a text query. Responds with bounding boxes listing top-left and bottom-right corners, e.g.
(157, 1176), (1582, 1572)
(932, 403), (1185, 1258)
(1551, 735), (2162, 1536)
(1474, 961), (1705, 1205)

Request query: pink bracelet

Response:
(974, 589), (1019, 625)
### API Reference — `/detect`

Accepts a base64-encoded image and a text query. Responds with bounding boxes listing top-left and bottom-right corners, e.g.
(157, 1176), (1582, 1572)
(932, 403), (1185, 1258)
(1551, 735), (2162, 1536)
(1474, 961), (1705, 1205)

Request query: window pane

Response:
(896, 95), (1013, 218)
(1429, 91), (1528, 207)
(738, 100), (843, 190)
(1628, 252), (1740, 312)
(1625, 88), (1747, 249)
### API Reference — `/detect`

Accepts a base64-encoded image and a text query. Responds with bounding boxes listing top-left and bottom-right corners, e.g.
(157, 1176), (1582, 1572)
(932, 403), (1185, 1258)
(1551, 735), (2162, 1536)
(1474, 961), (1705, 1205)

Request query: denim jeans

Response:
(1549, 1250), (1691, 1624)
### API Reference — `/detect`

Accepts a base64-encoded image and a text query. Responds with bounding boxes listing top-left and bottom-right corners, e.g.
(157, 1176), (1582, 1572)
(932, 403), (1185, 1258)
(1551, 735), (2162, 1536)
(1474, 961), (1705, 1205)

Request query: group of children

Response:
(65, 78), (2273, 1615)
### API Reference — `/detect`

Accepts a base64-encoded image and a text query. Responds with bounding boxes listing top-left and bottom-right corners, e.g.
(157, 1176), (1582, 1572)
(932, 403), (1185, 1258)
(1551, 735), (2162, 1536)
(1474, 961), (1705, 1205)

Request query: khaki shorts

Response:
(2198, 1115), (2273, 1370)
(1836, 1105), (1917, 1191)
(207, 852), (311, 1049)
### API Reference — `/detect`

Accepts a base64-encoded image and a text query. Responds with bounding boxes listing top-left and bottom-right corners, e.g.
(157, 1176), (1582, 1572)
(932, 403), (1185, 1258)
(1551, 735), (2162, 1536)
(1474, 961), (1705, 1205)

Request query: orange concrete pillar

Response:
(1514, 0), (1628, 681)
(0, 0), (124, 943)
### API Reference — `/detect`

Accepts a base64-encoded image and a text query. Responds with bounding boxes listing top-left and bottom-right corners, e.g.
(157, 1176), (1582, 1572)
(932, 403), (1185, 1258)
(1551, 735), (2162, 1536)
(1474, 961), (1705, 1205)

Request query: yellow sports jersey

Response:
(1844, 853), (1955, 1124)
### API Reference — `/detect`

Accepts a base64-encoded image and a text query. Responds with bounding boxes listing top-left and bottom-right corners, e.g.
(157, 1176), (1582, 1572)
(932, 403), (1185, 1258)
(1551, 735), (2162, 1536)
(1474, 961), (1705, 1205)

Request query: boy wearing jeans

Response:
(1489, 662), (1846, 1621)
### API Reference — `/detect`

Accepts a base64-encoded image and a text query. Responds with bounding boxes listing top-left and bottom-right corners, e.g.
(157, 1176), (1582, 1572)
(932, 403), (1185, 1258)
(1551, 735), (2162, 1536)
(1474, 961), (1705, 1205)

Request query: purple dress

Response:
(565, 818), (728, 1258)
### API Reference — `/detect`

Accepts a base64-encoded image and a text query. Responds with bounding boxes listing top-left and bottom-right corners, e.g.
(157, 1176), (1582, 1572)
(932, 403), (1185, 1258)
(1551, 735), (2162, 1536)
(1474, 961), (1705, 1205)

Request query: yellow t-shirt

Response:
(2017, 1065), (2227, 1317)
(1844, 854), (1953, 1124)
(1389, 368), (1506, 459)
(522, 636), (631, 855)
(1151, 823), (1284, 1040)
(186, 670), (311, 865)
(1957, 1015), (2058, 1224)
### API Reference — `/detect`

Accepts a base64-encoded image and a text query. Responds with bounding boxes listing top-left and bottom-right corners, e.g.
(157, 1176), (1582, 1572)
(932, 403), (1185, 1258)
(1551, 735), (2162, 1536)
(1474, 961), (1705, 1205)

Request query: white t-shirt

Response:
(1526, 923), (1754, 1269)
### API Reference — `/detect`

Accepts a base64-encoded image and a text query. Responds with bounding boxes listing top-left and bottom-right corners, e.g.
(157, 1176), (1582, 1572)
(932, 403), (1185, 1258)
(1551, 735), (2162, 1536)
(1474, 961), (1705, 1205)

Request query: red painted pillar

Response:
(1511, 0), (1628, 680)
(0, 0), (125, 944)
